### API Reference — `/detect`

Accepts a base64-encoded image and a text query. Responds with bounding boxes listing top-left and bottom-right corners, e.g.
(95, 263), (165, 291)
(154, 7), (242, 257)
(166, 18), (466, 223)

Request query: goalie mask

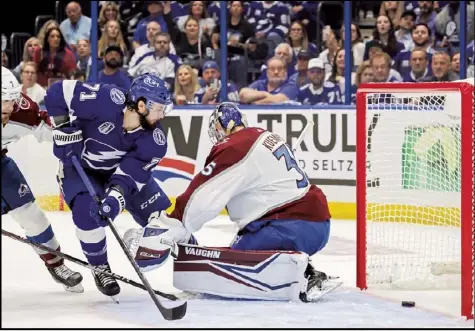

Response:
(208, 102), (248, 145)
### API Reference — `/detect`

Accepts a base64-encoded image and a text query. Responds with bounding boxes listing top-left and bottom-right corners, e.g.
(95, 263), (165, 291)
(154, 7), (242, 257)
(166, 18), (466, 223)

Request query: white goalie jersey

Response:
(169, 127), (331, 233)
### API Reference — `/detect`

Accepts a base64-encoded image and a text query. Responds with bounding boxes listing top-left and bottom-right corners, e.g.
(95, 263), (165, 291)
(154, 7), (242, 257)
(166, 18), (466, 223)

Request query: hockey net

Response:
(355, 81), (474, 319)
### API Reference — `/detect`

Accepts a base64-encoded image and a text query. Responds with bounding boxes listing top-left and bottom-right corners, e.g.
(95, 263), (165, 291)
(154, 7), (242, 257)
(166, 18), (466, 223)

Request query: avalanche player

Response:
(2, 67), (83, 292)
(44, 73), (173, 298)
(125, 102), (334, 302)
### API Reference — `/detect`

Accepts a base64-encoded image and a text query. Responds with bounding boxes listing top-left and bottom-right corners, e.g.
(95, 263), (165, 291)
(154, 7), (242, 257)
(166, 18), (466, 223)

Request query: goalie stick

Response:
(71, 156), (187, 321)
(1, 229), (193, 301)
(293, 120), (314, 153)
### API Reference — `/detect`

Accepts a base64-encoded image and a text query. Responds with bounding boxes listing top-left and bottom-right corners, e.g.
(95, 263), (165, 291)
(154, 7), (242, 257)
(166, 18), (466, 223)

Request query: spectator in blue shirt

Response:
(402, 49), (432, 82)
(239, 56), (298, 104)
(92, 45), (131, 90)
(132, 1), (168, 50)
(196, 60), (240, 104)
(59, 1), (92, 51)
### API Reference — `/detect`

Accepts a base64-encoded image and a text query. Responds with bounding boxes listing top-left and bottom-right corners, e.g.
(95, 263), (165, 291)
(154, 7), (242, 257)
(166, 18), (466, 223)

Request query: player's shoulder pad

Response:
(18, 92), (39, 112)
(323, 81), (336, 88)
(77, 82), (127, 109)
(135, 124), (168, 161)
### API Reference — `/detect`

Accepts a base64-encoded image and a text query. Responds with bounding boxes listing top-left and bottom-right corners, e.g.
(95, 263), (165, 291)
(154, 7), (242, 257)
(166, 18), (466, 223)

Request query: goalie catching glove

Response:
(123, 213), (197, 271)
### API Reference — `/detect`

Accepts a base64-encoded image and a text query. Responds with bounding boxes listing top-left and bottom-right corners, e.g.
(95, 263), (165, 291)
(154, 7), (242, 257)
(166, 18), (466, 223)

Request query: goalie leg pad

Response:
(173, 244), (309, 302)
(231, 219), (330, 256)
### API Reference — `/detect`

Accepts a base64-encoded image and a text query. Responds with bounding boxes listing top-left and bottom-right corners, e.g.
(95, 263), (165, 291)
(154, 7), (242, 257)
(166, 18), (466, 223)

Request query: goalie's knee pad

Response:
(173, 245), (310, 302)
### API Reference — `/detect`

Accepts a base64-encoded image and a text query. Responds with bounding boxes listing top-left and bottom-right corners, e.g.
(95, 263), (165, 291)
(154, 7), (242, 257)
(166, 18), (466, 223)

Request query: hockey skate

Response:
(91, 263), (121, 302)
(47, 264), (84, 293)
(300, 264), (342, 303)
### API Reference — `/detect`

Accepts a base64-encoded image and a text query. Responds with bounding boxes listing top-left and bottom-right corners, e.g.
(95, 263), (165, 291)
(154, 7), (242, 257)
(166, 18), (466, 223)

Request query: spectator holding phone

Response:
(196, 60), (240, 104)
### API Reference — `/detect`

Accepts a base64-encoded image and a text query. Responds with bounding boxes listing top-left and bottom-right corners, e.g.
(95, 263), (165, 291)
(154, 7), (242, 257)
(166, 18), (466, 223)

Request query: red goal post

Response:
(355, 81), (474, 319)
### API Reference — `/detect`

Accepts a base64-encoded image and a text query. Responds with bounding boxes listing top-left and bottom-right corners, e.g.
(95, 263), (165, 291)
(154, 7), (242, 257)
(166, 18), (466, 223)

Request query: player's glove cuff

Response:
(52, 128), (83, 146)
(103, 188), (126, 215)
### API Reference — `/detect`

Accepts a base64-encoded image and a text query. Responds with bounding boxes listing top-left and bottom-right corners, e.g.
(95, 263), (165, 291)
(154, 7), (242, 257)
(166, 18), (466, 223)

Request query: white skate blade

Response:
(64, 283), (84, 293)
(306, 281), (343, 302)
(110, 295), (119, 304)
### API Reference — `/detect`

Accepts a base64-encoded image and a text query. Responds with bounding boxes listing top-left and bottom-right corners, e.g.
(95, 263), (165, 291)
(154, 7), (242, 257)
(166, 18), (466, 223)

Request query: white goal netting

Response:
(358, 81), (474, 318)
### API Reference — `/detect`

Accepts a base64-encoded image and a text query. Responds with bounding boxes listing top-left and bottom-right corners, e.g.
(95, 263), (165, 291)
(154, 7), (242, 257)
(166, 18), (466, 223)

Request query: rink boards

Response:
(9, 107), (461, 226)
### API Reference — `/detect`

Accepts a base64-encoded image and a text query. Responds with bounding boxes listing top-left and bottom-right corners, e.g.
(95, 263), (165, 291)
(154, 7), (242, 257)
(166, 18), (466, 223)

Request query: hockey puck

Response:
(402, 301), (415, 307)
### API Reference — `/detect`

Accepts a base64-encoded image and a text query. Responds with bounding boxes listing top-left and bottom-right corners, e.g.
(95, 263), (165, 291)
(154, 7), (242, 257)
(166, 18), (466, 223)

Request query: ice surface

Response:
(2, 213), (473, 328)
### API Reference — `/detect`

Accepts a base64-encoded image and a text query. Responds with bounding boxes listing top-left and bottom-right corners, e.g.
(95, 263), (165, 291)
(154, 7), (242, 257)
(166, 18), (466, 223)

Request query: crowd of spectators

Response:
(2, 0), (474, 106)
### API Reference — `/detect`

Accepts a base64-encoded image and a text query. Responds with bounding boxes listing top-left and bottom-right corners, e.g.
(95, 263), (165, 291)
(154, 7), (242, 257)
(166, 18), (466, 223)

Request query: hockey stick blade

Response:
(1, 228), (191, 301)
(71, 156), (187, 321)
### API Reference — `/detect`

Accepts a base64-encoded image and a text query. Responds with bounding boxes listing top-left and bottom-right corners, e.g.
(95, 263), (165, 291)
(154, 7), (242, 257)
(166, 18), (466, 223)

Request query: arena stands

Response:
(2, 1), (473, 106)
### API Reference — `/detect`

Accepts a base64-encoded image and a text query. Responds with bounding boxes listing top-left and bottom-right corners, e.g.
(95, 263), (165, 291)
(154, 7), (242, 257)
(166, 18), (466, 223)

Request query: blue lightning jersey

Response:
(246, 1), (290, 38)
(44, 80), (167, 197)
(297, 81), (342, 105)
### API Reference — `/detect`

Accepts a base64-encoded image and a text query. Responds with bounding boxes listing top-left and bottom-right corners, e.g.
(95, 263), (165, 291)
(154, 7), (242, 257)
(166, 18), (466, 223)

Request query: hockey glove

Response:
(52, 127), (83, 166)
(90, 187), (126, 227)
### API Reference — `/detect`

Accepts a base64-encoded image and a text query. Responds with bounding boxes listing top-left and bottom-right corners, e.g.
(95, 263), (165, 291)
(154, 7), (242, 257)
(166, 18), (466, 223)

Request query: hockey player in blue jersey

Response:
(297, 58), (342, 105)
(44, 73), (173, 297)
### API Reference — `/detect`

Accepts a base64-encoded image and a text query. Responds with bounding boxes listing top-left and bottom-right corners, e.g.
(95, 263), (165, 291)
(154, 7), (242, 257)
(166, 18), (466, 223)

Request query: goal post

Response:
(355, 81), (474, 319)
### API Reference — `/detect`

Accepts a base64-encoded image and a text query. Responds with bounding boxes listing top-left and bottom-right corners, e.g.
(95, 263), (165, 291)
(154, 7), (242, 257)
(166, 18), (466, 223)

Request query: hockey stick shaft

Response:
(293, 120), (314, 153)
(71, 156), (187, 321)
(1, 228), (185, 301)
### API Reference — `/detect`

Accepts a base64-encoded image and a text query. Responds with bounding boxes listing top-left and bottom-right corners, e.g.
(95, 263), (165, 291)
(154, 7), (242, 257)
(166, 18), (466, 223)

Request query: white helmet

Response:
(2, 66), (21, 102)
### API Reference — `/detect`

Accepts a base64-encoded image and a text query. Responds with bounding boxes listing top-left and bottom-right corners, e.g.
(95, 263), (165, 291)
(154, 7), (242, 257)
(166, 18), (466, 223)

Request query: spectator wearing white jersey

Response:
(128, 32), (182, 89)
(129, 21), (177, 69)
(20, 62), (46, 105)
